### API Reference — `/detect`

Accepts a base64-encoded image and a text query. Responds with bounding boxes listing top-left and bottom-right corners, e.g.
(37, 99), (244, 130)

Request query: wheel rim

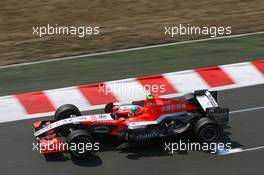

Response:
(200, 126), (220, 143)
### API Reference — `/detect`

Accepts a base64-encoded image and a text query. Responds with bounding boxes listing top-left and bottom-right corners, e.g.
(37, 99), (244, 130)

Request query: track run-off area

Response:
(0, 84), (263, 175)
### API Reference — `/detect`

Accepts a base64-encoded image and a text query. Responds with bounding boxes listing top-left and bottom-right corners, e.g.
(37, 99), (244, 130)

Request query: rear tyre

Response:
(194, 117), (222, 143)
(67, 130), (94, 158)
(54, 104), (81, 121)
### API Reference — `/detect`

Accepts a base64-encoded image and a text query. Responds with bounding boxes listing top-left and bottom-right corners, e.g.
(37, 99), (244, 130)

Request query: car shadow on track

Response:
(118, 140), (174, 160)
(118, 134), (193, 159)
(44, 153), (103, 167)
(120, 128), (244, 159)
(221, 125), (244, 149)
(42, 127), (243, 166)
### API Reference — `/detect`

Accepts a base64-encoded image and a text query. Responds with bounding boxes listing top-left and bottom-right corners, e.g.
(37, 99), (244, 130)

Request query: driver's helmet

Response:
(112, 105), (119, 112)
(128, 105), (142, 117)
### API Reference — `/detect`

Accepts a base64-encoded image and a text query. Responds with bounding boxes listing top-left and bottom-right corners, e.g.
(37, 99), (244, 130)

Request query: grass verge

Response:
(0, 34), (263, 96)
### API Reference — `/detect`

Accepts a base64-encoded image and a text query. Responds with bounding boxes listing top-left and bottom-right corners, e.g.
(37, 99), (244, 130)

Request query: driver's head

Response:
(112, 105), (119, 112)
(128, 105), (142, 117)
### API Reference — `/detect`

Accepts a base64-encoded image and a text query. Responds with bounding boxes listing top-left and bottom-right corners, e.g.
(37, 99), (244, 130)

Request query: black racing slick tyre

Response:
(105, 103), (114, 113)
(67, 130), (94, 158)
(194, 117), (223, 143)
(54, 104), (81, 121)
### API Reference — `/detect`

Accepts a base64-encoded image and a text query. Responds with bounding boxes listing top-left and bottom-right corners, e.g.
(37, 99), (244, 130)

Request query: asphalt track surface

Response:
(0, 84), (264, 175)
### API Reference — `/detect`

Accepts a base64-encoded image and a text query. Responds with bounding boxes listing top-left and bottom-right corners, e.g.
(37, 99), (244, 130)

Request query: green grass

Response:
(1, 34), (263, 96)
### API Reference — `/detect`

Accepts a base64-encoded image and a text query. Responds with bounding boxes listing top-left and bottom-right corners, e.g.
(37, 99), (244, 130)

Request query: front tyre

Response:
(54, 104), (81, 121)
(194, 117), (222, 143)
(104, 103), (114, 113)
(54, 104), (81, 136)
(67, 130), (94, 158)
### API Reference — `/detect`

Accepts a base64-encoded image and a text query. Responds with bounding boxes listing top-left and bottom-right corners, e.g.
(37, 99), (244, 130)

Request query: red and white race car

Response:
(33, 89), (229, 158)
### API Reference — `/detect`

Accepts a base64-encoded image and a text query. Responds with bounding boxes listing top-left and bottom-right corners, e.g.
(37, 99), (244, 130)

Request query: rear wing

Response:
(194, 90), (218, 111)
(194, 90), (229, 124)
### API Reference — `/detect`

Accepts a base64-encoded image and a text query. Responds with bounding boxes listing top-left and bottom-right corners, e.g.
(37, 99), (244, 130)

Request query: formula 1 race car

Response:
(33, 89), (229, 158)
